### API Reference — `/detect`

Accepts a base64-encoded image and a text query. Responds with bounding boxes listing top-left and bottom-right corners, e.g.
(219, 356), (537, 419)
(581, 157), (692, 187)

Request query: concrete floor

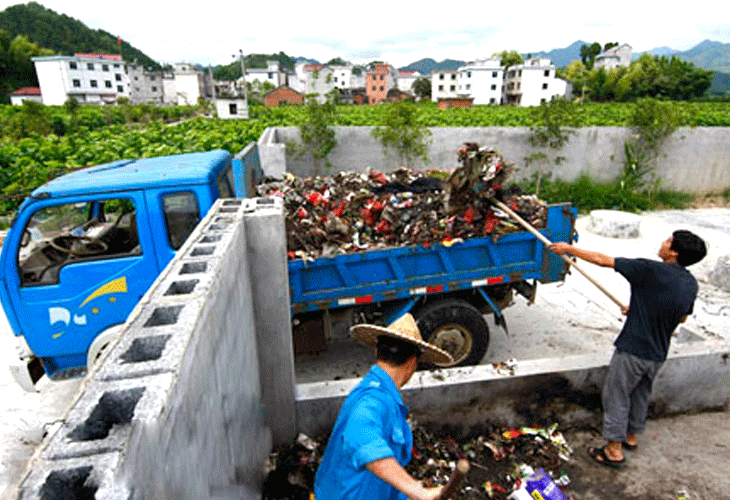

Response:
(1, 208), (729, 499)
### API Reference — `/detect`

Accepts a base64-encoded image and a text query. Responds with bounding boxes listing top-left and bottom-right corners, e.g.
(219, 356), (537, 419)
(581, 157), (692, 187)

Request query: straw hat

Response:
(351, 313), (453, 365)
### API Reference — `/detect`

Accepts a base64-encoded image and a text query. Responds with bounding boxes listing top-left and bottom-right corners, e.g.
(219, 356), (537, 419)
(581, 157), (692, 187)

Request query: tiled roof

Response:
(11, 87), (41, 96)
(74, 53), (122, 61)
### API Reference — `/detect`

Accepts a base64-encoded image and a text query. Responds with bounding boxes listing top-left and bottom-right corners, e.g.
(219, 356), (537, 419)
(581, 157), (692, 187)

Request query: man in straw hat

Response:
(314, 313), (453, 500)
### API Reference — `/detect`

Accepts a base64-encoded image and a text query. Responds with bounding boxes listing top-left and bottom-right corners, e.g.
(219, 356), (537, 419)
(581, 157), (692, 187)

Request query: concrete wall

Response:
(296, 337), (730, 439)
(15, 199), (294, 500)
(259, 126), (730, 194)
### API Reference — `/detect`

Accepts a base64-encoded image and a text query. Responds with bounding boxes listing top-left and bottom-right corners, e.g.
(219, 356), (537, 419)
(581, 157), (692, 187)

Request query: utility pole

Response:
(239, 49), (249, 105)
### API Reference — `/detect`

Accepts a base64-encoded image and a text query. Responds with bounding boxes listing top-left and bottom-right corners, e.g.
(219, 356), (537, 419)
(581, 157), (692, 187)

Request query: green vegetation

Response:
(291, 97), (337, 174)
(1, 100), (729, 216)
(372, 101), (432, 167)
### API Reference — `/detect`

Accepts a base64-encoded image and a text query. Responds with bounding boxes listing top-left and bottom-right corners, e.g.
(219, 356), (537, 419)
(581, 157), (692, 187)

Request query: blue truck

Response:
(0, 143), (576, 389)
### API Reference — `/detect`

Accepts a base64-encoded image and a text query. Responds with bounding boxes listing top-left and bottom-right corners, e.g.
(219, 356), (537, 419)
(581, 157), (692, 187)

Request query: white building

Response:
(31, 53), (130, 105)
(328, 64), (355, 89)
(431, 69), (460, 102)
(214, 98), (248, 119)
(594, 43), (633, 70)
(171, 62), (208, 106)
(244, 60), (289, 89)
(397, 70), (421, 93)
(504, 58), (570, 106)
(127, 64), (164, 104)
(293, 64), (337, 102)
(458, 58), (503, 105)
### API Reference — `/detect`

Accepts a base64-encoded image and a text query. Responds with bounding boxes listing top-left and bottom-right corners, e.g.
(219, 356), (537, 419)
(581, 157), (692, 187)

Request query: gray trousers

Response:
(602, 349), (663, 442)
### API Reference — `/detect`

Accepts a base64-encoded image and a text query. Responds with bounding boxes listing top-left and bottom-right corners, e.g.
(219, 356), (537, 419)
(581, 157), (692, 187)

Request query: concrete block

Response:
(43, 373), (174, 460)
(95, 298), (205, 381)
(18, 453), (129, 500)
(586, 209), (641, 239)
(709, 254), (730, 293)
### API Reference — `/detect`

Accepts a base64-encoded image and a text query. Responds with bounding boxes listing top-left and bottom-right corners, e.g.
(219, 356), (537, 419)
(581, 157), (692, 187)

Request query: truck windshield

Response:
(18, 198), (140, 286)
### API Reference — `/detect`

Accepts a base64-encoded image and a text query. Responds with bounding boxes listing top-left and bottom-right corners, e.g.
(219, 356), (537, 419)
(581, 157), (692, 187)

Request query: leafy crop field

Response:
(1, 101), (729, 214)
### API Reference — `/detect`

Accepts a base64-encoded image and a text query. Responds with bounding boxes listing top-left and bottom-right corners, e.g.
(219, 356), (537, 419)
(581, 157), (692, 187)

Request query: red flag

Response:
(117, 37), (122, 46)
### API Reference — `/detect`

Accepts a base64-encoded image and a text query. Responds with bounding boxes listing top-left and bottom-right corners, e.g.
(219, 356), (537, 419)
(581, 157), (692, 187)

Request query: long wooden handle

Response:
(491, 199), (627, 311)
(436, 459), (469, 500)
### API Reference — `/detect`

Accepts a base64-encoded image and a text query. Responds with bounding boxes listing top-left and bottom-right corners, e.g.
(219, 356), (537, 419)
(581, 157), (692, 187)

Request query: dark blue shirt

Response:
(614, 257), (698, 362)
(314, 365), (412, 500)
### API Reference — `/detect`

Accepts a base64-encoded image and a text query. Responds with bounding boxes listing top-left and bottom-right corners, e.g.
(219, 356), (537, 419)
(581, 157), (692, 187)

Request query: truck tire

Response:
(415, 299), (489, 368)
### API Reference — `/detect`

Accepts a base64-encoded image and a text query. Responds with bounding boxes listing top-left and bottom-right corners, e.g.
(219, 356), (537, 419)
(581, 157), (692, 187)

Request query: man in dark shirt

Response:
(550, 229), (707, 468)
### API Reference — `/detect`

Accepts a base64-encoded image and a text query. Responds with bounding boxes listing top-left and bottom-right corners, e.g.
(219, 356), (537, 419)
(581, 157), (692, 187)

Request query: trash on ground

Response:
(261, 422), (574, 500)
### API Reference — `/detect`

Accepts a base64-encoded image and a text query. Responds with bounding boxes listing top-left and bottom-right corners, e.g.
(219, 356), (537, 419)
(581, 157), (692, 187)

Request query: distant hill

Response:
(400, 58), (465, 74)
(0, 2), (159, 69)
(526, 40), (587, 68)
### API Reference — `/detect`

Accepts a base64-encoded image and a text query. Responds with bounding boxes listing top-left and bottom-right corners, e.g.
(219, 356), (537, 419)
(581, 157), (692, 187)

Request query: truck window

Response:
(216, 166), (235, 198)
(163, 192), (200, 250)
(18, 198), (140, 286)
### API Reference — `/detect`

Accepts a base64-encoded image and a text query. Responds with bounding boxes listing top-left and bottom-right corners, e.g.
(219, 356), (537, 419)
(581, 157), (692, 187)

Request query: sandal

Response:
(622, 441), (638, 451)
(588, 446), (625, 468)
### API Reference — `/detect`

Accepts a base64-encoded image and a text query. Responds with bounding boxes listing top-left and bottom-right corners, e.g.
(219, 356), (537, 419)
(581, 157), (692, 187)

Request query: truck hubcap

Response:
(429, 323), (472, 366)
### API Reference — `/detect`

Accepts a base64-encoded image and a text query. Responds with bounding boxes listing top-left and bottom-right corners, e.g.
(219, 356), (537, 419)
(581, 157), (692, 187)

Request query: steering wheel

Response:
(49, 234), (108, 256)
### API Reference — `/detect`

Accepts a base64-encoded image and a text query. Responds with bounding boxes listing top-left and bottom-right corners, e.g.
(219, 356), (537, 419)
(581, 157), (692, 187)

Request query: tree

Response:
(412, 77), (432, 101)
(604, 42), (619, 51)
(580, 42), (602, 69)
(371, 101), (432, 168)
(326, 57), (348, 66)
(298, 95), (337, 175)
(493, 50), (524, 68)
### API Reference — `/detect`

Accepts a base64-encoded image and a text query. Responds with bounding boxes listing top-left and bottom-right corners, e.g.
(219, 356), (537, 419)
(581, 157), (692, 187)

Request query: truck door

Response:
(10, 193), (157, 377)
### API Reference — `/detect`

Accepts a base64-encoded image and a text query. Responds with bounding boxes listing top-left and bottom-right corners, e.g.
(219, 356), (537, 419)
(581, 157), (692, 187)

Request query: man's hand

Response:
(366, 457), (444, 500)
(549, 242), (572, 255)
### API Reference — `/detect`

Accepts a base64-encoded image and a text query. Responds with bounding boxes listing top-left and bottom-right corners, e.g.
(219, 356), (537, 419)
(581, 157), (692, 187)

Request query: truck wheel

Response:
(415, 299), (489, 368)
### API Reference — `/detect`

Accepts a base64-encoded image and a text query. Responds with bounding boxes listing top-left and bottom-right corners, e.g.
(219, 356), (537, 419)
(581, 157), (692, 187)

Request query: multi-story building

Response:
(329, 64), (354, 90)
(503, 58), (571, 106)
(431, 69), (460, 102)
(594, 43), (633, 70)
(244, 60), (289, 89)
(31, 53), (130, 105)
(295, 64), (337, 103)
(171, 62), (211, 106)
(366, 64), (397, 105)
(457, 58), (503, 105)
(127, 64), (164, 104)
(397, 70), (421, 93)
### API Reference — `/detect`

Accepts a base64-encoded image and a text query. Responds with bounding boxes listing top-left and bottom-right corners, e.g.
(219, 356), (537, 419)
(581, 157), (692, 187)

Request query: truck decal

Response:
(49, 277), (128, 338)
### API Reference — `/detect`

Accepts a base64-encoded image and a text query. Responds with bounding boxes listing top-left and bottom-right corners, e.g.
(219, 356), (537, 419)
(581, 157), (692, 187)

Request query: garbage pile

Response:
(255, 144), (548, 261)
(262, 423), (574, 500)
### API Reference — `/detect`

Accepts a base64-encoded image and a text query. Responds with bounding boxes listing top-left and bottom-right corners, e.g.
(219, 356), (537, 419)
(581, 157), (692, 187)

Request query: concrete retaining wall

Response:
(296, 338), (730, 439)
(259, 126), (730, 194)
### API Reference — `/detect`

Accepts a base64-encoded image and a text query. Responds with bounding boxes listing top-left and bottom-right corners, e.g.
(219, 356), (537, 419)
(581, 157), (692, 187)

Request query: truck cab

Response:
(0, 148), (256, 389)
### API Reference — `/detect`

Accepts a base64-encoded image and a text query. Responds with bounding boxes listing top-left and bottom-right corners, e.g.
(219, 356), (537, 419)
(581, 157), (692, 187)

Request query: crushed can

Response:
(524, 469), (568, 500)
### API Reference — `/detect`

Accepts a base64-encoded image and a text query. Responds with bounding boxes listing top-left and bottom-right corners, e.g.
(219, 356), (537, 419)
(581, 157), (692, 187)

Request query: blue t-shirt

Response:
(314, 365), (412, 500)
(614, 257), (698, 362)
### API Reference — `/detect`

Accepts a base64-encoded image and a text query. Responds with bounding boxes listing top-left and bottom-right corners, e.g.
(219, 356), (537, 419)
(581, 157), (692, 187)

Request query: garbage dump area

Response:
(262, 422), (576, 500)
(254, 143), (548, 261)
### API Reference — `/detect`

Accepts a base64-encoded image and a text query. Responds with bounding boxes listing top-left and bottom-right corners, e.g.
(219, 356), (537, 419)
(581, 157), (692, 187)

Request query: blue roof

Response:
(31, 150), (232, 198)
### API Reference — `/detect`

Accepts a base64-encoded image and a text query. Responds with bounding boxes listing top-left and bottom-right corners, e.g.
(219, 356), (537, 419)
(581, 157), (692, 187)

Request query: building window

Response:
(451, 74), (456, 80)
(118, 85), (124, 92)
(379, 86), (384, 91)
(544, 70), (550, 77)
(134, 76), (139, 81)
(467, 71), (471, 78)
(491, 84), (496, 90)
(72, 79), (81, 87)
(229, 103), (238, 115)
(87, 63), (94, 70)
(114, 64), (120, 68)
(102, 64), (109, 71)
(115, 74), (122, 81)
(372, 85), (376, 91)
(105, 80), (112, 88)
(151, 86), (157, 92)
(542, 83), (548, 90)
(439, 74), (444, 80)
(492, 71), (498, 77)
(69, 61), (77, 70)
(150, 76), (156, 81)
(134, 86), (140, 92)
(450, 85), (455, 91)
(90, 80), (98, 88)
(438, 85), (443, 91)
(268, 72), (273, 79)
(490, 98), (496, 104)
(466, 84), (471, 90)
(334, 77), (338, 83)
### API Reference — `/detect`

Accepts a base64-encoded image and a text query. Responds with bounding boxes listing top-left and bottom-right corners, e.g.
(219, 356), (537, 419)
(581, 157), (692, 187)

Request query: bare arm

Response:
(366, 457), (444, 500)
(549, 242), (615, 268)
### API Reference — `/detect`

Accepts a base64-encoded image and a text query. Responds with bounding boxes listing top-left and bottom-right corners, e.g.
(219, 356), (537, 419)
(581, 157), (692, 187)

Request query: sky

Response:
(2, 1), (730, 68)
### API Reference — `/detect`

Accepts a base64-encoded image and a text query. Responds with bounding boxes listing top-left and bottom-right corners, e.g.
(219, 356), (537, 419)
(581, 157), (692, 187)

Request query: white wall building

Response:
(458, 58), (503, 105)
(594, 43), (633, 70)
(9, 87), (42, 105)
(431, 69), (460, 102)
(172, 62), (207, 105)
(244, 60), (289, 89)
(127, 64), (164, 104)
(31, 53), (130, 105)
(504, 58), (570, 106)
(329, 64), (355, 89)
(214, 98), (249, 119)
(397, 70), (421, 93)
